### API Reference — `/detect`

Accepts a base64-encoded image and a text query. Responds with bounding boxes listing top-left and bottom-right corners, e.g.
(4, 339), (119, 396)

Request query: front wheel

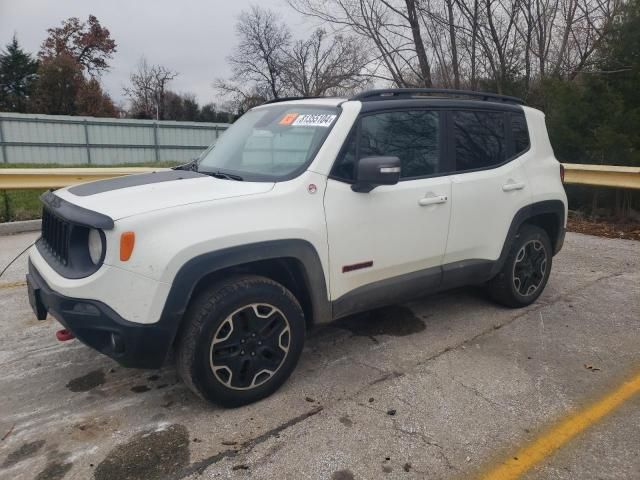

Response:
(176, 275), (305, 407)
(488, 225), (552, 308)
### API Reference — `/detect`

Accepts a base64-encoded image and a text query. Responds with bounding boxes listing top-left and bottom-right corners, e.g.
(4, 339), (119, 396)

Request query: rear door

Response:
(443, 109), (532, 274)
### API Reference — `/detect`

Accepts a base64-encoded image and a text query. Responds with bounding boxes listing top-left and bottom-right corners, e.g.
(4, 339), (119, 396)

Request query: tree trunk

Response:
(524, 1), (533, 95)
(405, 0), (432, 87)
(471, 0), (479, 89)
(2, 190), (10, 222)
(446, 0), (460, 89)
(591, 190), (599, 221)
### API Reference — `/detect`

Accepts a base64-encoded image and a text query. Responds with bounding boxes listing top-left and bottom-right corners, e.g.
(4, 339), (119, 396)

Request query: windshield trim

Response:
(198, 105), (343, 183)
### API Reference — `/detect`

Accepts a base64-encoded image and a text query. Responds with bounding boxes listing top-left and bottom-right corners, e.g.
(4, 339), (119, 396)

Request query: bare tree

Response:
(380, 0), (434, 86)
(217, 7), (371, 108)
(123, 57), (177, 119)
(290, 0), (621, 96)
(216, 6), (291, 103)
(288, 0), (433, 86)
(283, 29), (370, 96)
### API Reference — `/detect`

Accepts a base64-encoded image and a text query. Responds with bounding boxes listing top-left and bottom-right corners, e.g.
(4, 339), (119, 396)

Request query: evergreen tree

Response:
(542, 0), (640, 216)
(544, 0), (640, 169)
(0, 36), (38, 112)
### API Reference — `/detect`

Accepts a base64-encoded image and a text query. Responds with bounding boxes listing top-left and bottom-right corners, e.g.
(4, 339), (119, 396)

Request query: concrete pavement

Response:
(0, 231), (638, 480)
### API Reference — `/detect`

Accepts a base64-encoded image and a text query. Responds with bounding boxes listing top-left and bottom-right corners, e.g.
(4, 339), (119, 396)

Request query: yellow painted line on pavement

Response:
(479, 370), (640, 480)
(0, 281), (26, 289)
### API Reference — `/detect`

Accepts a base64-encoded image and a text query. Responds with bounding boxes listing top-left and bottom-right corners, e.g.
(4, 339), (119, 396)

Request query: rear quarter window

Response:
(511, 112), (530, 156)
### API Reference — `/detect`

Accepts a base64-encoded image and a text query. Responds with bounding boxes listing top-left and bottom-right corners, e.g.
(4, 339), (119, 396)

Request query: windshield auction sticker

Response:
(279, 113), (299, 125)
(291, 114), (337, 127)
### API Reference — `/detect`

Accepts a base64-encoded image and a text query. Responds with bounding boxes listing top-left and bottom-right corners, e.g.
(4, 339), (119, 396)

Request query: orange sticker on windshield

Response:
(279, 113), (299, 125)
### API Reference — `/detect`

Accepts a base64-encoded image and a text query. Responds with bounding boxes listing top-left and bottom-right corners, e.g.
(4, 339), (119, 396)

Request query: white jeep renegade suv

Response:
(27, 89), (567, 407)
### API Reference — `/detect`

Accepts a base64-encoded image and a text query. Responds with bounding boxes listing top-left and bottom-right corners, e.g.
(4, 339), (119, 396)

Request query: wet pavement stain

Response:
(130, 385), (151, 393)
(339, 415), (353, 427)
(332, 470), (355, 480)
(94, 424), (189, 480)
(71, 418), (116, 442)
(66, 370), (105, 392)
(335, 306), (426, 337)
(34, 460), (73, 480)
(2, 439), (46, 467)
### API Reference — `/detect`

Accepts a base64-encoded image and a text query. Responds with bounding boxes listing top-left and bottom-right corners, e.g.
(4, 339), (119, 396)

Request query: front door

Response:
(323, 109), (452, 315)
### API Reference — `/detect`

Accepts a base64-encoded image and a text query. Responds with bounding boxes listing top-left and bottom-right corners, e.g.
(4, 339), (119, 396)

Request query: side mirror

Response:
(352, 156), (401, 193)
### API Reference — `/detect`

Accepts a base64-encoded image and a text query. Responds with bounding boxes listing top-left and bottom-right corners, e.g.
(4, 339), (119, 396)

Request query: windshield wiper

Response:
(203, 170), (244, 181)
(173, 159), (199, 172)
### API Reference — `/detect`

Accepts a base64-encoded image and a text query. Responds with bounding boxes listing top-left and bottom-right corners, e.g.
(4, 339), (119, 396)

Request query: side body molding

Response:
(158, 239), (331, 345)
(332, 200), (566, 320)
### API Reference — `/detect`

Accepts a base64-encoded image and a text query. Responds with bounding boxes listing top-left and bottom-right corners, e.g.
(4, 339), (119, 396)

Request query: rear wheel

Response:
(488, 225), (552, 308)
(176, 275), (305, 407)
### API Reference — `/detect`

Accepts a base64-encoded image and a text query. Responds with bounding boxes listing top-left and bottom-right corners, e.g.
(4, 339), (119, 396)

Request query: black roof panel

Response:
(351, 88), (524, 105)
(358, 98), (524, 114)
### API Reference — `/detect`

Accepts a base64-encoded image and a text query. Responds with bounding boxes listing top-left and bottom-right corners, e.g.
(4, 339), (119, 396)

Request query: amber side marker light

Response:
(120, 232), (135, 261)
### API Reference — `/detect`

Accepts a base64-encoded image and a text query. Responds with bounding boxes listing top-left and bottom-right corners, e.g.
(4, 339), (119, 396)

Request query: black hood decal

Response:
(68, 170), (206, 197)
(41, 190), (114, 229)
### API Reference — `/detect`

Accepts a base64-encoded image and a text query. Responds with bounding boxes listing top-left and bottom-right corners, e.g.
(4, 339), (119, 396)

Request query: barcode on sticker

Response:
(292, 114), (337, 127)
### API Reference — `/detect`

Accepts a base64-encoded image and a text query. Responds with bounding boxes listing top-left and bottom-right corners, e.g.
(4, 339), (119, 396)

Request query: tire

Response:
(487, 225), (552, 308)
(176, 275), (305, 407)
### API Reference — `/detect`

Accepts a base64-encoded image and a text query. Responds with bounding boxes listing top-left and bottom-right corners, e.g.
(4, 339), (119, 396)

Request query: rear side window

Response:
(332, 110), (440, 181)
(453, 111), (506, 171)
(511, 112), (530, 156)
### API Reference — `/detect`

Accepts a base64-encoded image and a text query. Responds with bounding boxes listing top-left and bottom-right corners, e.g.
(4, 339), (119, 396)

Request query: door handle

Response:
(502, 182), (525, 192)
(419, 195), (448, 206)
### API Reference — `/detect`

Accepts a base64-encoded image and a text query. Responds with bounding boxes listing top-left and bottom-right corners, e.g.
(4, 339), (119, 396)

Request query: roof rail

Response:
(350, 88), (524, 105)
(262, 96), (319, 105)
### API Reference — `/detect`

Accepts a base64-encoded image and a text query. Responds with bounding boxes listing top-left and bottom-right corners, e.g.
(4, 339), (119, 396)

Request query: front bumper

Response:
(27, 261), (173, 369)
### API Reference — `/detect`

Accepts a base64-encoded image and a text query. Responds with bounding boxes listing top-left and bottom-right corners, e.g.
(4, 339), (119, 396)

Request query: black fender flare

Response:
(490, 199), (566, 277)
(158, 239), (331, 345)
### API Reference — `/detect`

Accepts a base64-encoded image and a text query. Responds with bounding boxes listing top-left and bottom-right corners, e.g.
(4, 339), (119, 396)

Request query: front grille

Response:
(41, 207), (71, 266)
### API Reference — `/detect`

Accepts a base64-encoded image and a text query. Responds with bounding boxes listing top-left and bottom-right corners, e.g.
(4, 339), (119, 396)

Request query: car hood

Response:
(54, 170), (275, 221)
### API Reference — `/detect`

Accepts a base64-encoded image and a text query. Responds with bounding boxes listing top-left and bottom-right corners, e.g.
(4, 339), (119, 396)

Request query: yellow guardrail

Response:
(562, 163), (640, 190)
(0, 167), (166, 190)
(0, 163), (638, 190)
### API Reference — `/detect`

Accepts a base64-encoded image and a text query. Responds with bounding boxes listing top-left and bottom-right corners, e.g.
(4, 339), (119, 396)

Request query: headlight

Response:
(87, 229), (104, 265)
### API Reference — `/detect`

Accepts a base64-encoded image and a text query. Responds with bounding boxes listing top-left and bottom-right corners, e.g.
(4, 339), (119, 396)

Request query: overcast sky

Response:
(0, 0), (312, 107)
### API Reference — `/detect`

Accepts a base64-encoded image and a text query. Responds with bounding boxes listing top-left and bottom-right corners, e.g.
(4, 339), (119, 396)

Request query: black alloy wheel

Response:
(512, 239), (547, 297)
(209, 303), (291, 390)
(177, 275), (305, 407)
(487, 225), (553, 308)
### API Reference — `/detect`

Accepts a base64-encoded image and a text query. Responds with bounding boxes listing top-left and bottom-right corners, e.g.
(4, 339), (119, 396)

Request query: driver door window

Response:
(331, 110), (440, 181)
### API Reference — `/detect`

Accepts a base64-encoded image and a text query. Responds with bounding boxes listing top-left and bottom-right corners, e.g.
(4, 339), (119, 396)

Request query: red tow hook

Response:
(56, 329), (75, 342)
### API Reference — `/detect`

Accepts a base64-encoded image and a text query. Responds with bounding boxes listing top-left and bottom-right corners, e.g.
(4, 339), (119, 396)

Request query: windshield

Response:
(198, 105), (340, 181)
